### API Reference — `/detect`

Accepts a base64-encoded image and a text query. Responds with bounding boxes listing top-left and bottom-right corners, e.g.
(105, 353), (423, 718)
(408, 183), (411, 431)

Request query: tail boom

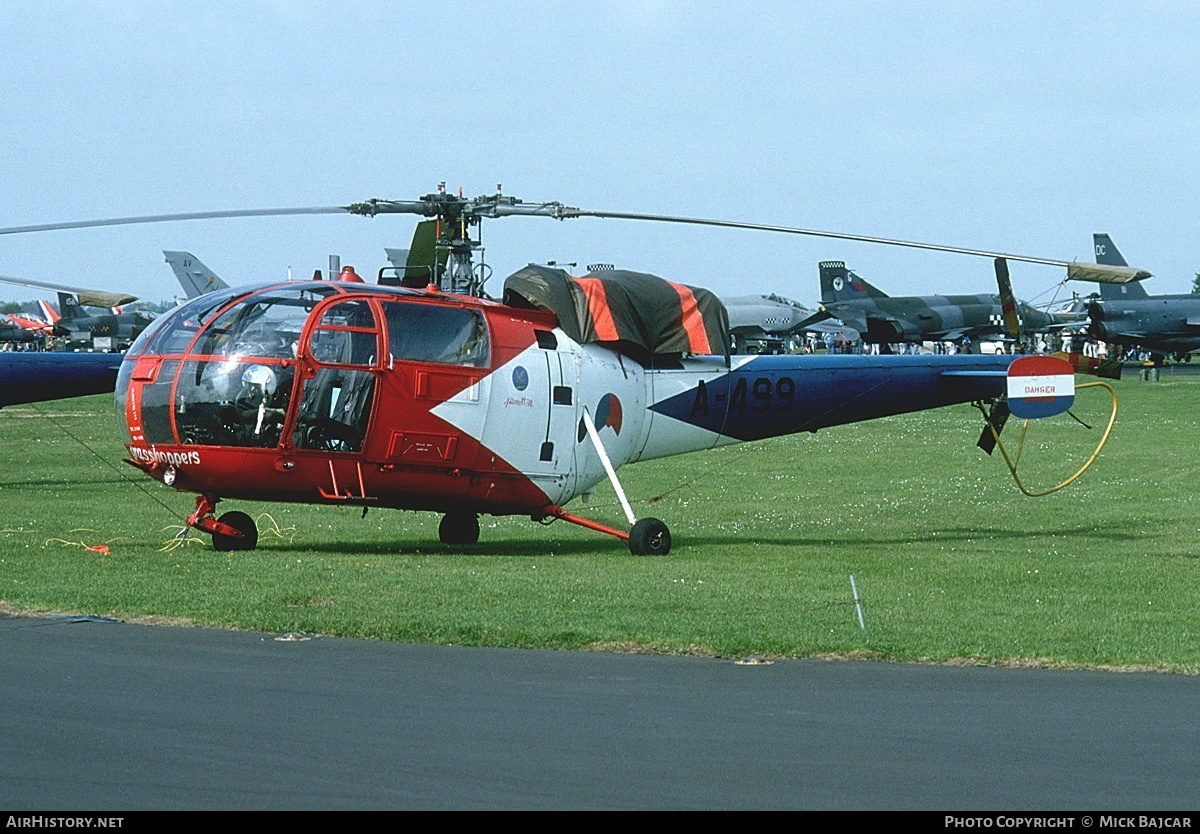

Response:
(643, 353), (1013, 451)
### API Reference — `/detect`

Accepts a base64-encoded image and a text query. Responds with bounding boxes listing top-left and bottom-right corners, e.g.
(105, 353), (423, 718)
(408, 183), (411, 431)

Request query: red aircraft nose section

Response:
(118, 282), (557, 517)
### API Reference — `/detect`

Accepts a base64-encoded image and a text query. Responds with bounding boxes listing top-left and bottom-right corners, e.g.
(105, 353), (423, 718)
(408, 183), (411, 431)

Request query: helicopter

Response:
(1, 185), (1144, 554)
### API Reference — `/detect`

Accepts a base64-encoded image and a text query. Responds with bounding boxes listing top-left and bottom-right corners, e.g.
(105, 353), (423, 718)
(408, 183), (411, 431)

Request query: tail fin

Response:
(1093, 234), (1148, 300)
(37, 299), (59, 323)
(57, 292), (81, 320)
(163, 251), (229, 298)
(819, 261), (888, 304)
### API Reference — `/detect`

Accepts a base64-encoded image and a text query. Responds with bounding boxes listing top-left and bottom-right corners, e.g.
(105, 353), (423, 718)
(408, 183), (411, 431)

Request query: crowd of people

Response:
(768, 328), (1165, 362)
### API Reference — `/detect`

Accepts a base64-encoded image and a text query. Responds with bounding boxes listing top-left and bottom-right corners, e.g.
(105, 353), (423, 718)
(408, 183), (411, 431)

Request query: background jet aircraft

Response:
(163, 251), (230, 298)
(814, 260), (1057, 349)
(1086, 233), (1200, 361)
(0, 270), (149, 350)
(0, 313), (43, 345)
(723, 292), (857, 353)
(48, 291), (154, 351)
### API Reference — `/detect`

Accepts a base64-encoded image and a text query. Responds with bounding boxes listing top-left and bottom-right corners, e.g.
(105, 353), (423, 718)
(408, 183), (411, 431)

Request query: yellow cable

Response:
(979, 381), (1117, 497)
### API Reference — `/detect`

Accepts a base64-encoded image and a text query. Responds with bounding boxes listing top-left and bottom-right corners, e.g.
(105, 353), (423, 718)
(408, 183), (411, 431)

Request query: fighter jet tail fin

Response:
(57, 292), (82, 320)
(1092, 234), (1149, 300)
(163, 251), (229, 298)
(36, 299), (59, 323)
(819, 261), (887, 303)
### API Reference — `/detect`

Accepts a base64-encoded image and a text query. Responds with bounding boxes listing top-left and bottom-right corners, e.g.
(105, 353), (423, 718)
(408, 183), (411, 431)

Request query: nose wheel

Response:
(212, 511), (259, 551)
(187, 495), (259, 551)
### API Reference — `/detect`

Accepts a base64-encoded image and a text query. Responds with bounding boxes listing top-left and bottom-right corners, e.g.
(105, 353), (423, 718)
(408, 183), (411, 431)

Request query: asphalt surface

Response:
(2, 613), (1198, 811)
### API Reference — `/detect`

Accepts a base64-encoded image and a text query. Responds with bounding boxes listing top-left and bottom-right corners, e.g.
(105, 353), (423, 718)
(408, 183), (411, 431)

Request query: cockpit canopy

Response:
(116, 282), (490, 452)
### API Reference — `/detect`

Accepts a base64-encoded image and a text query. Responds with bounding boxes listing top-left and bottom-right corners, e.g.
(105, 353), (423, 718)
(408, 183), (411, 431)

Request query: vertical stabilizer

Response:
(1093, 234), (1148, 300)
(57, 292), (81, 321)
(163, 251), (229, 298)
(819, 261), (888, 304)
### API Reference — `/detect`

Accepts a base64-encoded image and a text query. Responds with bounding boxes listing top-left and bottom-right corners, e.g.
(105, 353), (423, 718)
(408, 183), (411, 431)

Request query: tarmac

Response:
(2, 612), (1198, 811)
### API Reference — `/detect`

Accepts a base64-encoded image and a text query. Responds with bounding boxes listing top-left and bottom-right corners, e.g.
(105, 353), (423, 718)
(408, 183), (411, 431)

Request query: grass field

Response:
(2, 371), (1197, 672)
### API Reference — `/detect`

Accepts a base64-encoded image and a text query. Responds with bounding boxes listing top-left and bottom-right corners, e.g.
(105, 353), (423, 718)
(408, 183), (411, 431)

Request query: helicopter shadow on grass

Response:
(248, 519), (1152, 559)
(0, 475), (134, 489)
(678, 521), (1150, 551)
(273, 536), (623, 558)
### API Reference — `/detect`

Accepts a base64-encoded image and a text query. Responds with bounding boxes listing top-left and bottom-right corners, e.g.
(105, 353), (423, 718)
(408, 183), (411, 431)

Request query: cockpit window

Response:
(122, 313), (170, 359)
(383, 301), (488, 367)
(141, 286), (252, 356)
(194, 286), (336, 358)
(174, 358), (296, 448)
(308, 300), (379, 366)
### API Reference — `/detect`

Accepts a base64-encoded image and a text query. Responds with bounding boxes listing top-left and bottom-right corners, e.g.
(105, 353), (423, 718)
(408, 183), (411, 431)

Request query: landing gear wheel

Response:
(212, 511), (258, 551)
(629, 517), (671, 556)
(439, 512), (480, 546)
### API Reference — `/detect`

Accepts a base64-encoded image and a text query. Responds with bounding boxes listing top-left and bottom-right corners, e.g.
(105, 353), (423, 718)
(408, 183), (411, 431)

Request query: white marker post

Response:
(850, 575), (866, 631)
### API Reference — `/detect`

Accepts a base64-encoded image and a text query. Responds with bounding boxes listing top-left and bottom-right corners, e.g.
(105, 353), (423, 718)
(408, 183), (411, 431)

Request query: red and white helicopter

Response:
(3, 187), (1138, 553)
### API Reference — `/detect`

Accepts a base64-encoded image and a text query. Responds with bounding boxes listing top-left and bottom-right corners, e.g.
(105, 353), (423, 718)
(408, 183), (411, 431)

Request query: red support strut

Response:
(187, 494), (244, 540)
(542, 505), (631, 542)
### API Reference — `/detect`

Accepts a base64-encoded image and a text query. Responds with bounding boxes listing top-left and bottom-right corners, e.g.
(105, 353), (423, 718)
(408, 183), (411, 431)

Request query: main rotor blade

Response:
(0, 206), (350, 236)
(0, 273), (126, 296)
(1, 196), (1156, 287)
(994, 258), (1022, 339)
(558, 208), (1154, 279)
(1065, 262), (1152, 284)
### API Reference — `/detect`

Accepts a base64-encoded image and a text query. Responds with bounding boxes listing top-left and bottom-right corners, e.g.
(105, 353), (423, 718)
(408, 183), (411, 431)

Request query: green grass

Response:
(2, 372), (1198, 672)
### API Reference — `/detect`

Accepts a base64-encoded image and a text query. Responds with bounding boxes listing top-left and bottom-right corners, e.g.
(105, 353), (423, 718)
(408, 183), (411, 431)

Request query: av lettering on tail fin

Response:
(163, 251), (229, 298)
(1093, 234), (1149, 300)
(819, 261), (888, 304)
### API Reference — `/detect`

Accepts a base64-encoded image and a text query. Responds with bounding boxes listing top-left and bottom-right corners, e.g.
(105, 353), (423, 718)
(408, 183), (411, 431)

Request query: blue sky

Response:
(2, 1), (1198, 306)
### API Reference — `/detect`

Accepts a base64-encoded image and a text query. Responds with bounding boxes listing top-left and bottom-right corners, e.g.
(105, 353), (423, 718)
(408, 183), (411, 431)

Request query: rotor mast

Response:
(347, 183), (569, 296)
